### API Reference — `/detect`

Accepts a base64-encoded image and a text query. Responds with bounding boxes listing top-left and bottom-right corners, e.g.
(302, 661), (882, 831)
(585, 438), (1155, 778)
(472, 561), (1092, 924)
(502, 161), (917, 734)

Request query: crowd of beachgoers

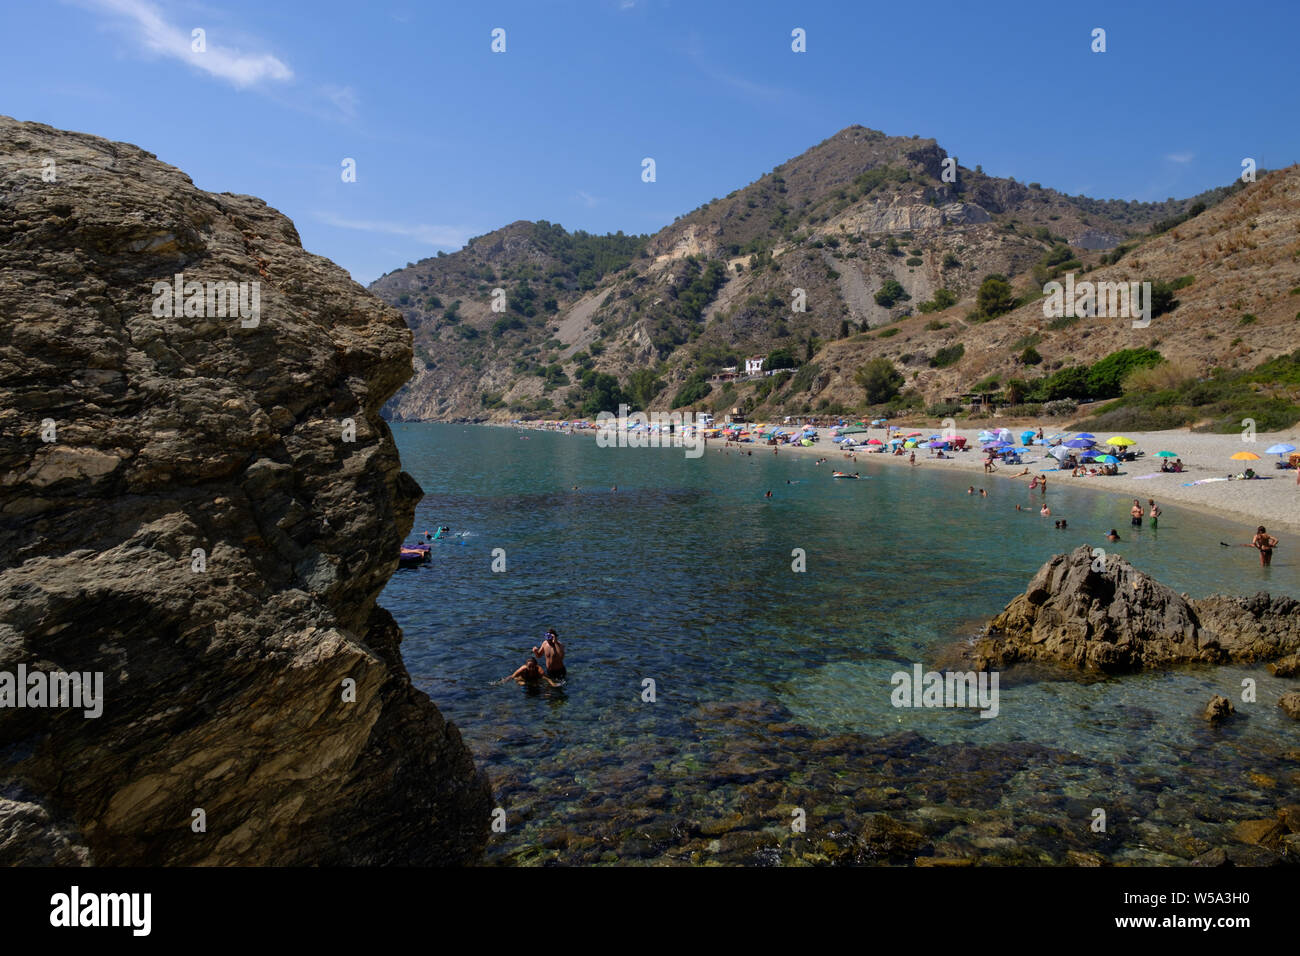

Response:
(498, 416), (1300, 538)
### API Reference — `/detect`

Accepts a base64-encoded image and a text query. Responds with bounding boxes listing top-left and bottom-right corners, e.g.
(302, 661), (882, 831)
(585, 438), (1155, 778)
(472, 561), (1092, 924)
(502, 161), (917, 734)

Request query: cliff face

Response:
(0, 117), (491, 864)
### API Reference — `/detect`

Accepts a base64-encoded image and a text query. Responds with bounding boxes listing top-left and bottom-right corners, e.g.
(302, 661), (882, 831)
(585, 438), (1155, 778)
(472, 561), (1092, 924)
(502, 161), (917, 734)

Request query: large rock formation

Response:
(975, 545), (1300, 672)
(0, 117), (491, 864)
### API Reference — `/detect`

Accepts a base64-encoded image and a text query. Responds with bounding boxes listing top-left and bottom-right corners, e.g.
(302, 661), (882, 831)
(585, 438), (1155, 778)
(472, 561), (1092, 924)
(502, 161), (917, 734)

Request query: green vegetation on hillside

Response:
(1087, 349), (1300, 433)
(854, 357), (903, 404)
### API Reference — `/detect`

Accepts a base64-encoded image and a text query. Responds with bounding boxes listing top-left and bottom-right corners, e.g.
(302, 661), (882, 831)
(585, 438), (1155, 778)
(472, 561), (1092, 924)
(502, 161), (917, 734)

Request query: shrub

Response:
(671, 375), (713, 409)
(854, 358), (904, 404)
(971, 274), (1017, 321)
(918, 289), (957, 313)
(876, 327), (900, 338)
(1042, 399), (1078, 416)
(926, 402), (963, 417)
(1121, 357), (1198, 393)
(1019, 346), (1043, 365)
(930, 343), (965, 368)
(942, 253), (961, 269)
(874, 279), (910, 307)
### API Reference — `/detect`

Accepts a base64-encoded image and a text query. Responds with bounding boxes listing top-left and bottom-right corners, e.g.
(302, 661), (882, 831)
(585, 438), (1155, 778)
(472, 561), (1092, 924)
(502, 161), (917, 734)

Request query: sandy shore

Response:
(773, 426), (1300, 538)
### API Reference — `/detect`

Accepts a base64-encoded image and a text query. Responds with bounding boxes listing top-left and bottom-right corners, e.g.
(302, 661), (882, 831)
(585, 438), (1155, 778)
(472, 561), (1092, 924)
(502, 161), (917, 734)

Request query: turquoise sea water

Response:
(383, 423), (1300, 865)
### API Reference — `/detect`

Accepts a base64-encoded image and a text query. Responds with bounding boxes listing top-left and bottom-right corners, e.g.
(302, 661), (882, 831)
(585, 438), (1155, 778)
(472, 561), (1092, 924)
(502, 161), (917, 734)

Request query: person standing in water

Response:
(1250, 526), (1279, 567)
(1148, 500), (1161, 529)
(1130, 499), (1144, 528)
(533, 628), (567, 680)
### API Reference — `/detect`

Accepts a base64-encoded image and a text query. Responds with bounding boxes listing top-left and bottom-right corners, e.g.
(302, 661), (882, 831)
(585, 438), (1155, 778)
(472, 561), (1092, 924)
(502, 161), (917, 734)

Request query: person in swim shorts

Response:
(533, 628), (566, 679)
(1130, 499), (1143, 527)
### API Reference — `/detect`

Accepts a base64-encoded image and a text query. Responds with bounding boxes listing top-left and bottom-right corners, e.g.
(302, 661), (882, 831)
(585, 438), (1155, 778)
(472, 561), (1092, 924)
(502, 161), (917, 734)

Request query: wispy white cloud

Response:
(316, 212), (470, 249)
(683, 34), (795, 105)
(575, 190), (599, 208)
(1164, 152), (1195, 164)
(79, 0), (292, 88)
(322, 84), (360, 120)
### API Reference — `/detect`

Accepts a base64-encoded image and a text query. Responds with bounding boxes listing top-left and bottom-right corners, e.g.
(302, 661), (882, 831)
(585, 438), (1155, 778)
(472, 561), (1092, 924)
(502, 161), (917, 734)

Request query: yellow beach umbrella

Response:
(1106, 436), (1136, 446)
(1230, 451), (1261, 460)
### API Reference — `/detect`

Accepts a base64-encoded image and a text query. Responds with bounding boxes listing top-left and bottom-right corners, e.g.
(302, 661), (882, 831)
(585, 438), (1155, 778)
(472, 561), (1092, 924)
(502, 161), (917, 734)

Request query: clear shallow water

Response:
(384, 423), (1300, 865)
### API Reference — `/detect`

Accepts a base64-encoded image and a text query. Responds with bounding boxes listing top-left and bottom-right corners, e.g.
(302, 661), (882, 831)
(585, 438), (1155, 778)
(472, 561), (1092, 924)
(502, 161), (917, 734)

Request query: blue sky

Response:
(7, 0), (1298, 284)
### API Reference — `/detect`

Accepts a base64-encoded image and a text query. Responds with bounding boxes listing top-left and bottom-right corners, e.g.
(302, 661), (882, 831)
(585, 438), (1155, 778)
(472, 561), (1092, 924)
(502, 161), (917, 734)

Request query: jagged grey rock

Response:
(975, 545), (1300, 673)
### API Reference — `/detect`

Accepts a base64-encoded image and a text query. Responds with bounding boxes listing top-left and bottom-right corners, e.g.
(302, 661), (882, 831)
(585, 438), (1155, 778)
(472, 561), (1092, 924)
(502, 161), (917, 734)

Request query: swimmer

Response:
(1106, 529), (1120, 542)
(505, 658), (561, 687)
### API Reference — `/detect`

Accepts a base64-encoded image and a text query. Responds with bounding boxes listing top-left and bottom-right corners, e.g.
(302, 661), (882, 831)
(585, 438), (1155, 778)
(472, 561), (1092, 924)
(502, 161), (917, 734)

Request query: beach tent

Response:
(1048, 446), (1071, 461)
(1020, 430), (1036, 445)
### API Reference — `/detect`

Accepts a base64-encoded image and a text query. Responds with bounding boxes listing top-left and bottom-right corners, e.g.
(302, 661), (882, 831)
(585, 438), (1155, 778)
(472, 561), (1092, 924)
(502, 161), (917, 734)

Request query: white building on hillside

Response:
(745, 356), (765, 376)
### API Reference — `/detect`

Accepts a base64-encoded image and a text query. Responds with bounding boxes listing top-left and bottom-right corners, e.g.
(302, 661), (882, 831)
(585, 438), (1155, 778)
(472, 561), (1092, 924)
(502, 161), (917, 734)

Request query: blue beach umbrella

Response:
(1097, 454), (1119, 464)
(1063, 439), (1093, 448)
(1266, 443), (1295, 456)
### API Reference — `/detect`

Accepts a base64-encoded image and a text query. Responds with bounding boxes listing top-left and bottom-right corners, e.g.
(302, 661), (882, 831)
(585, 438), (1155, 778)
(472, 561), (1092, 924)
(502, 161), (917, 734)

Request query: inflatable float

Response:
(398, 543), (431, 568)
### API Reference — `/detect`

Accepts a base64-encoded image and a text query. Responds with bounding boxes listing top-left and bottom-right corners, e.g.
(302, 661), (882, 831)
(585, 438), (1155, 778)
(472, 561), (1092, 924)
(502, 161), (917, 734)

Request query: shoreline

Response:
(773, 426), (1300, 540)
(469, 419), (1300, 540)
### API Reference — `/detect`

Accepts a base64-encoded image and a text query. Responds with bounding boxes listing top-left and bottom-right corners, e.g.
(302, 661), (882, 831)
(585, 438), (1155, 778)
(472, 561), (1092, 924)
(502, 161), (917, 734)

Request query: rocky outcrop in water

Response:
(975, 545), (1300, 673)
(0, 117), (490, 864)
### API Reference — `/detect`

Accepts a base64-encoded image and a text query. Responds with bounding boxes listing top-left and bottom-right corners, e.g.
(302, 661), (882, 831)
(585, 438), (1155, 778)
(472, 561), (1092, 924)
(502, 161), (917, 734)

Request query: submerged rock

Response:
(1204, 696), (1236, 723)
(0, 118), (491, 864)
(1280, 693), (1300, 721)
(975, 546), (1300, 673)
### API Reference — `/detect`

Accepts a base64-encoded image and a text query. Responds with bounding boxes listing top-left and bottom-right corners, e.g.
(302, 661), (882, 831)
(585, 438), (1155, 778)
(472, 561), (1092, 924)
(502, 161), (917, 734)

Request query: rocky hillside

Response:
(0, 117), (491, 865)
(372, 125), (1251, 422)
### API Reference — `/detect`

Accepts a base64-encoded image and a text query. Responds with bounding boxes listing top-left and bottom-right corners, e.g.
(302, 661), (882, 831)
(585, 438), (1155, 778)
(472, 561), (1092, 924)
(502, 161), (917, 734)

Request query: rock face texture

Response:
(975, 545), (1300, 673)
(0, 117), (490, 864)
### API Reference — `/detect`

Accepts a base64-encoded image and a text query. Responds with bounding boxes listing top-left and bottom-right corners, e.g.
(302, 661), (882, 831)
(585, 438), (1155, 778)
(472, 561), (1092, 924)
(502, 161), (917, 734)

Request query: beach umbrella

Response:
(1020, 430), (1036, 444)
(1063, 439), (1093, 448)
(1106, 436), (1136, 446)
(1097, 455), (1119, 464)
(907, 431), (923, 437)
(927, 441), (947, 448)
(1155, 450), (1178, 458)
(1265, 443), (1295, 455)
(867, 438), (883, 445)
(1230, 451), (1261, 461)
(1074, 433), (1096, 440)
